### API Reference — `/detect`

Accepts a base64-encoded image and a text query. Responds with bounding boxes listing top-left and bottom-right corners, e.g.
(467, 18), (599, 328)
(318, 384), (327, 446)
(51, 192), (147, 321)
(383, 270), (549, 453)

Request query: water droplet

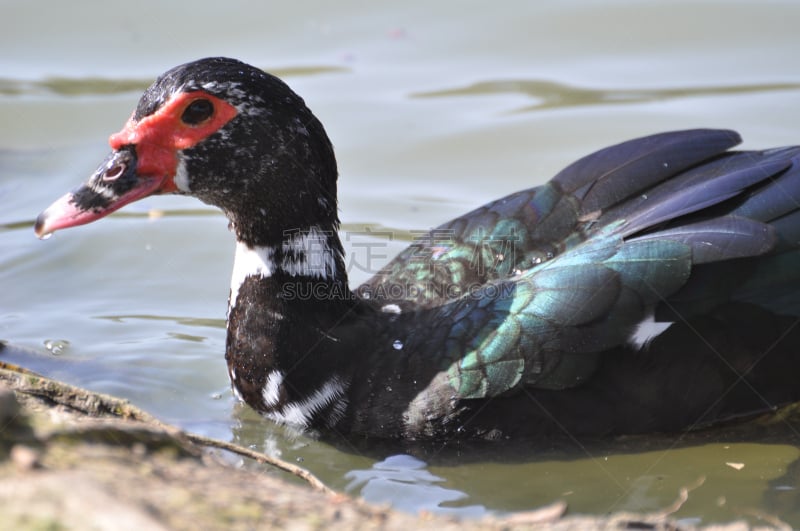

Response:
(532, 257), (543, 265)
(545, 251), (554, 259)
(392, 339), (403, 350)
(43, 339), (69, 356)
(362, 291), (371, 299)
(295, 456), (304, 463)
(39, 232), (53, 241)
(385, 385), (393, 392)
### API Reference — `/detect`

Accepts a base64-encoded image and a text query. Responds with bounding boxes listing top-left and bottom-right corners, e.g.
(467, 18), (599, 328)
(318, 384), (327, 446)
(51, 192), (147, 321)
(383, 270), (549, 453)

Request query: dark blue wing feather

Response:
(553, 129), (741, 212)
(618, 158), (791, 237)
(628, 216), (774, 264)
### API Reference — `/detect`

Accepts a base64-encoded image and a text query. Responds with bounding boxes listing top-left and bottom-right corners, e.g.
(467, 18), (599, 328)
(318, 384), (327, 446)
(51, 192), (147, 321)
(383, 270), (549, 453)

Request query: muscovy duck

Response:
(35, 57), (800, 440)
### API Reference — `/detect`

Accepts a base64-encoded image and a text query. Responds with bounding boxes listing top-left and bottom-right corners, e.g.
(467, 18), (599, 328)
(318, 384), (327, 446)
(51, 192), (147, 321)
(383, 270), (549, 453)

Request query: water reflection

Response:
(227, 398), (800, 525)
(414, 79), (800, 113)
(766, 458), (800, 524)
(0, 66), (349, 97)
(345, 454), (486, 517)
(5, 0), (800, 525)
(94, 313), (225, 330)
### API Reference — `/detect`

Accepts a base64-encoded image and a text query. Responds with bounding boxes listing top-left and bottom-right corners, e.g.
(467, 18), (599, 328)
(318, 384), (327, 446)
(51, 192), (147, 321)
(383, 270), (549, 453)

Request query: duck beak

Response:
(34, 147), (174, 239)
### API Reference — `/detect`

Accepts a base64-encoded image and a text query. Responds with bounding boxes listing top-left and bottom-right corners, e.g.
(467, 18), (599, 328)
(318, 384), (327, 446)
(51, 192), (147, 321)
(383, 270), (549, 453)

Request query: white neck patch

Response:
(229, 241), (275, 311)
(281, 226), (338, 279)
(228, 227), (339, 313)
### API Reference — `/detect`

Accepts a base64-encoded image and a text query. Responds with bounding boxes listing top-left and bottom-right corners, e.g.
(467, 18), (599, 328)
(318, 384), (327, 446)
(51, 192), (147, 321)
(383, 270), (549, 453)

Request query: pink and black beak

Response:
(34, 146), (175, 239)
(35, 88), (238, 239)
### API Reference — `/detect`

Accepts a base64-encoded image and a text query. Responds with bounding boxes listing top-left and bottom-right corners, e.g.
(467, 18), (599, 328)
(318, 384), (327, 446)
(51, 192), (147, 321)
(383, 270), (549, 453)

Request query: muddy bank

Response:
(0, 361), (777, 530)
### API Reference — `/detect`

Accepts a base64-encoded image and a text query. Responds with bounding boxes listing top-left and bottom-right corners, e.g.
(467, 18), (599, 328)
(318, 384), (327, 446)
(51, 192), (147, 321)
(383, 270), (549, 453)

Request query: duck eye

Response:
(181, 98), (214, 125)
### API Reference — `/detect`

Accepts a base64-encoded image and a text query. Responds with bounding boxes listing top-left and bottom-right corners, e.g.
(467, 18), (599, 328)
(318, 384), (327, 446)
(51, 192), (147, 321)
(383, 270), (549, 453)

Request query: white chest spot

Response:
(229, 242), (275, 312)
(265, 375), (349, 428)
(261, 370), (284, 407)
(229, 367), (244, 402)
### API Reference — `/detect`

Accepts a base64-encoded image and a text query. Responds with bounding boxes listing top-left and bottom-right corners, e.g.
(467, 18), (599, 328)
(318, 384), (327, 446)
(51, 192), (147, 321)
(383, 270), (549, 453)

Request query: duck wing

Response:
(360, 129), (742, 309)
(395, 131), (800, 401)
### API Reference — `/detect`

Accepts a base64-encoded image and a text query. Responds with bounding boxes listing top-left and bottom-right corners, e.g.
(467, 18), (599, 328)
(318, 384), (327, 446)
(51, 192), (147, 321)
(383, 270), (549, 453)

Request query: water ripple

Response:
(0, 65), (349, 97)
(413, 79), (800, 113)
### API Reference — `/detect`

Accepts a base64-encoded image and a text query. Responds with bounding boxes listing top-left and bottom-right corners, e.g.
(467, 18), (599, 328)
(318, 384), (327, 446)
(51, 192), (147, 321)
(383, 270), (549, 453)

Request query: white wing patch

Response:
(381, 303), (402, 315)
(628, 312), (673, 350)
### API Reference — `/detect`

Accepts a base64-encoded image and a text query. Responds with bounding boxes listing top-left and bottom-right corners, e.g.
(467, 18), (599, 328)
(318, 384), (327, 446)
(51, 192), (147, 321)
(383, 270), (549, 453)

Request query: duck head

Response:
(35, 57), (339, 248)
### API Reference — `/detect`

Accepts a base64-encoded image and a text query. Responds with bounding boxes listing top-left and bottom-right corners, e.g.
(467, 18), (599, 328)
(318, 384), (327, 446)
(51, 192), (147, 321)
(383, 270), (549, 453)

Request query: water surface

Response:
(3, 0), (800, 526)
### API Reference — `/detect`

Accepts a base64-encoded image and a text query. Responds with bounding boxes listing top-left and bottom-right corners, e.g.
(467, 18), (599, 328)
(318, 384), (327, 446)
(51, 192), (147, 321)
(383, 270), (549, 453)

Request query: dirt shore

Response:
(0, 361), (775, 530)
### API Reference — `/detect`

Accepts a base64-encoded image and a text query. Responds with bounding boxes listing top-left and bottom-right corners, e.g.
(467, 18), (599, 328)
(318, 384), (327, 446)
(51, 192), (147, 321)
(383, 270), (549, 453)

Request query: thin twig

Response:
(184, 432), (336, 495)
(0, 366), (335, 494)
(653, 475), (706, 518)
(735, 508), (792, 531)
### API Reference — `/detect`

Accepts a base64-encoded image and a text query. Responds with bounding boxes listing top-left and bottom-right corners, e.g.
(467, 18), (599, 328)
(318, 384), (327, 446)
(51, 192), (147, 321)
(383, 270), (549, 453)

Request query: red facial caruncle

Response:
(109, 91), (238, 188)
(33, 90), (238, 238)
